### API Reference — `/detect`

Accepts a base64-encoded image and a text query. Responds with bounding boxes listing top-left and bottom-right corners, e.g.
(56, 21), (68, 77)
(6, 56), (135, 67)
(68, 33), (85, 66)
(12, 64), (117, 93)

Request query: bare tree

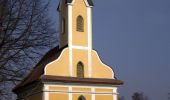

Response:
(0, 0), (57, 99)
(119, 96), (125, 100)
(132, 92), (149, 100)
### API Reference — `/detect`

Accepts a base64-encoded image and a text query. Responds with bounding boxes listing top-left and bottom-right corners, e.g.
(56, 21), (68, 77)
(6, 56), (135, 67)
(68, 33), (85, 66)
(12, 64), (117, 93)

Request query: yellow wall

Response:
(96, 95), (113, 100)
(45, 86), (116, 100)
(91, 50), (113, 78)
(49, 93), (68, 100)
(49, 86), (69, 91)
(95, 88), (113, 93)
(48, 93), (115, 100)
(45, 48), (114, 79)
(72, 87), (91, 92)
(73, 94), (91, 100)
(45, 48), (69, 76)
(72, 0), (88, 46)
(72, 49), (88, 77)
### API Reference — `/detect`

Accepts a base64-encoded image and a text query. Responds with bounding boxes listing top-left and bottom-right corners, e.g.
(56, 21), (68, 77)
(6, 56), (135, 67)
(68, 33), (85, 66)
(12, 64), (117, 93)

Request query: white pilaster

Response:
(68, 5), (73, 77)
(92, 88), (95, 100)
(87, 7), (92, 78)
(113, 88), (118, 100)
(44, 85), (49, 100)
(69, 87), (72, 100)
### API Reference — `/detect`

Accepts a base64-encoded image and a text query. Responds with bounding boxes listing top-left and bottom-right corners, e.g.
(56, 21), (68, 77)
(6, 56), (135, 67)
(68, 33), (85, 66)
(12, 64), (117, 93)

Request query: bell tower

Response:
(58, 0), (93, 77)
(58, 0), (92, 49)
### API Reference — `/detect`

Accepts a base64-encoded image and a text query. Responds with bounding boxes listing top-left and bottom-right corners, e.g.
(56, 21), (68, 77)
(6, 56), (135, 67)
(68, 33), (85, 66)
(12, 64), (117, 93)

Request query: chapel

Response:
(13, 0), (123, 100)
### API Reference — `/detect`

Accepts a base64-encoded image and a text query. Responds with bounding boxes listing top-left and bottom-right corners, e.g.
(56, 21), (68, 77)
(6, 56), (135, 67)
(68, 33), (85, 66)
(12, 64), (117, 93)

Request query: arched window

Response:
(76, 16), (84, 32)
(78, 95), (86, 100)
(77, 62), (84, 78)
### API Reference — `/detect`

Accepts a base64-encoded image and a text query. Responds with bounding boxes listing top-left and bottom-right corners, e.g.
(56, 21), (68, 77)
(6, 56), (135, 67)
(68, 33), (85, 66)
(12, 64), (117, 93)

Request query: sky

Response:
(49, 0), (170, 100)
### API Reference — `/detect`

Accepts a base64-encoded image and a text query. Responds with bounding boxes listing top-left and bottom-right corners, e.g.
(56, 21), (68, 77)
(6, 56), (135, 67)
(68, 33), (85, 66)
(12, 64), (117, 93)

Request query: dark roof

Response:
(41, 75), (124, 85)
(58, 0), (94, 11)
(13, 75), (123, 93)
(66, 0), (94, 6)
(66, 0), (72, 3)
(13, 46), (64, 92)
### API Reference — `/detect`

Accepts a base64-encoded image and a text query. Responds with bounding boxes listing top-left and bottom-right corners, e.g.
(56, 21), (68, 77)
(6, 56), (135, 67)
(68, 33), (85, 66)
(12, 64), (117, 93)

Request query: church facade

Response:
(13, 0), (123, 100)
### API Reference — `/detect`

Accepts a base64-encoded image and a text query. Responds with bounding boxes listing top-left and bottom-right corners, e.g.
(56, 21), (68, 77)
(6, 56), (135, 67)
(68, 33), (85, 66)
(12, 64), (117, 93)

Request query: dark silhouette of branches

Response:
(132, 92), (149, 100)
(0, 0), (57, 99)
(119, 96), (125, 100)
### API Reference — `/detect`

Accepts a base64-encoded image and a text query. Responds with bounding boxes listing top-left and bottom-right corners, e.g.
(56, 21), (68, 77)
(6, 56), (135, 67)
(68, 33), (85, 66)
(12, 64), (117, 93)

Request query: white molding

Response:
(92, 88), (95, 100)
(113, 88), (118, 100)
(87, 7), (92, 78)
(68, 5), (73, 77)
(69, 87), (72, 100)
(44, 85), (49, 100)
(44, 84), (118, 90)
(84, 0), (90, 7)
(44, 91), (117, 95)
(72, 45), (89, 50)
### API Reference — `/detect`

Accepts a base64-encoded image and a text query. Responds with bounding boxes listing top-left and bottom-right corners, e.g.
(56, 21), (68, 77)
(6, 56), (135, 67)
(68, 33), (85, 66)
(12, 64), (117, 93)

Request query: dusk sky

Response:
(49, 0), (170, 100)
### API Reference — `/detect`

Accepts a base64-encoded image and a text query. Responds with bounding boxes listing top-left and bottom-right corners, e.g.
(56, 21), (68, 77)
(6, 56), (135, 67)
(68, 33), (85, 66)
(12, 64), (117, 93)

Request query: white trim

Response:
(44, 84), (118, 90)
(113, 88), (118, 100)
(69, 87), (72, 100)
(68, 5), (73, 77)
(44, 85), (49, 100)
(72, 45), (89, 50)
(44, 91), (117, 95)
(84, 0), (90, 7)
(43, 85), (118, 95)
(87, 7), (92, 78)
(87, 7), (92, 50)
(68, 0), (93, 7)
(92, 88), (95, 100)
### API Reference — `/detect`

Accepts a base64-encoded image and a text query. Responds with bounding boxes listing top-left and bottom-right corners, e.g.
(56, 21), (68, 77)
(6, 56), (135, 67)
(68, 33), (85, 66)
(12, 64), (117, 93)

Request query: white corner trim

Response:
(87, 7), (92, 78)
(92, 88), (95, 100)
(87, 7), (92, 49)
(84, 0), (90, 7)
(44, 84), (118, 90)
(69, 87), (72, 100)
(68, 5), (73, 77)
(44, 85), (49, 100)
(72, 45), (89, 50)
(113, 87), (118, 100)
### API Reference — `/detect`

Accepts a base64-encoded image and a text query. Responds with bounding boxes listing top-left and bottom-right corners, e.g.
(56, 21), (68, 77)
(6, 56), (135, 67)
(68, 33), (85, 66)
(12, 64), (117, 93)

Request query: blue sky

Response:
(49, 0), (170, 100)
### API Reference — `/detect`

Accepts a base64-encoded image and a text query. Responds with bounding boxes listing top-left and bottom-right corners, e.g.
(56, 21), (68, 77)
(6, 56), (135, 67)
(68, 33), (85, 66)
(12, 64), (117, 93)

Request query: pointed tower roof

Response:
(66, 0), (93, 6)
(57, 0), (94, 11)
